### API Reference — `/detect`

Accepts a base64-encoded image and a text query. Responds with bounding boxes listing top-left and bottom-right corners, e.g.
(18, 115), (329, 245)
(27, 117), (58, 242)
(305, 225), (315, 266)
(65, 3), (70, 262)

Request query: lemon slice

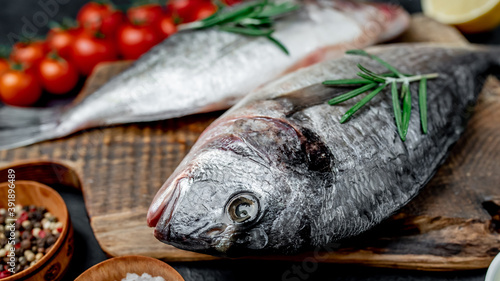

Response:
(422, 0), (500, 33)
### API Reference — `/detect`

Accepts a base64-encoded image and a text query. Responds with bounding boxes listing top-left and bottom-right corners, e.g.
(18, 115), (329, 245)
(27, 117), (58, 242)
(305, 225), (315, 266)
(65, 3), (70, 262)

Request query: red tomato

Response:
(117, 23), (162, 60)
(157, 16), (177, 39)
(47, 27), (81, 59)
(77, 2), (105, 30)
(0, 59), (9, 75)
(70, 31), (118, 76)
(0, 68), (42, 107)
(167, 0), (206, 23)
(101, 10), (125, 36)
(192, 2), (217, 21)
(10, 41), (47, 68)
(38, 55), (79, 95)
(77, 2), (124, 37)
(127, 4), (164, 26)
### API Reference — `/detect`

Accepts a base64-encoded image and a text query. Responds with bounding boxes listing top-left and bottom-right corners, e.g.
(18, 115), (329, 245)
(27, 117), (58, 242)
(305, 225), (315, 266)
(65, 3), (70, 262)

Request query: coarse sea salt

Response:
(121, 273), (166, 281)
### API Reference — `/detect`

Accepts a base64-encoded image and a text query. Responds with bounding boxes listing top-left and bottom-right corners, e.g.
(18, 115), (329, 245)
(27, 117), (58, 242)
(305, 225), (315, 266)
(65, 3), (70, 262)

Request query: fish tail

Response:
(0, 106), (61, 150)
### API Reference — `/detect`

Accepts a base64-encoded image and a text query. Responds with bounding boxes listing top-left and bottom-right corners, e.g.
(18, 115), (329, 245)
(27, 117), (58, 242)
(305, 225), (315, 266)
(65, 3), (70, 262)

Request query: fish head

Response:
(148, 116), (332, 256)
(152, 153), (275, 256)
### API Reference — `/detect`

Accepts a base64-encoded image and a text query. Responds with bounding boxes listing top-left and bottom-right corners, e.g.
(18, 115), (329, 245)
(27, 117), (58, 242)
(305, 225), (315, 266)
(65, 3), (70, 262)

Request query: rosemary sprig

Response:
(418, 78), (428, 134)
(323, 50), (439, 141)
(179, 0), (300, 54)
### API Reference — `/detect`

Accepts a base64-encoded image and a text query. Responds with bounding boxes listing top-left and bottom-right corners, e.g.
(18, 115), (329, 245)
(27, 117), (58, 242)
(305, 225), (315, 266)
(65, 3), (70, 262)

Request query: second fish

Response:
(0, 0), (409, 150)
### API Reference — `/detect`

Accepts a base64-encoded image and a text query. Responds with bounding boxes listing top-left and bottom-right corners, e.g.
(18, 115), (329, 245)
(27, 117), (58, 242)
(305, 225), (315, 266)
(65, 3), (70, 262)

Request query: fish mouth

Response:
(148, 176), (186, 227)
(152, 183), (182, 241)
(156, 219), (270, 257)
(155, 221), (238, 254)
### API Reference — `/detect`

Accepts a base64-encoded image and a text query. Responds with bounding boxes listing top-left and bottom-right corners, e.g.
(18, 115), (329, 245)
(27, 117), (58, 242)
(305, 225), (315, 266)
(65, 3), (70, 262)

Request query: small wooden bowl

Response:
(0, 180), (74, 281)
(75, 255), (184, 281)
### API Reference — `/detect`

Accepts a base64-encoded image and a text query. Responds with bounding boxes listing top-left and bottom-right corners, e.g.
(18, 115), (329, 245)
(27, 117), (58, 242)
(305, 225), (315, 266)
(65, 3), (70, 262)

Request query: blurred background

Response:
(2, 0), (500, 46)
(0, 0), (498, 280)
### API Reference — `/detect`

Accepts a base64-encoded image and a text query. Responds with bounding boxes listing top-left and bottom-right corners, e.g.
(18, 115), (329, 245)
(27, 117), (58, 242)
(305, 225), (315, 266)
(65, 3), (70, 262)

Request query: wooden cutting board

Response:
(1, 15), (499, 271)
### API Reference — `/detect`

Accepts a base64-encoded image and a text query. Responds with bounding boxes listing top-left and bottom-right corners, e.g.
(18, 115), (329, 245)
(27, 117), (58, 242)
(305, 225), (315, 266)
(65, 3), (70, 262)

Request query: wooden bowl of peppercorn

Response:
(0, 180), (73, 281)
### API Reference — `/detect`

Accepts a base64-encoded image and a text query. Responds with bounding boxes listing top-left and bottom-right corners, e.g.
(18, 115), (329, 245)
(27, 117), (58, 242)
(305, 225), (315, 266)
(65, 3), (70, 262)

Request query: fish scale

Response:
(148, 44), (500, 257)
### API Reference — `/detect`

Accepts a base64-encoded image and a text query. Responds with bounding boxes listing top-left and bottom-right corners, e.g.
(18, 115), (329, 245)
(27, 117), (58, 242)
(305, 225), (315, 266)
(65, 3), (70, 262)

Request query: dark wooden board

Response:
(1, 15), (499, 270)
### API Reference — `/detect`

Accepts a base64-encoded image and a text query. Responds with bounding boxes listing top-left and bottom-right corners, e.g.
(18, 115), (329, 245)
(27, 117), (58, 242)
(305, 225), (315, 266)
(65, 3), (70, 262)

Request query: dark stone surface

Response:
(0, 1), (497, 280)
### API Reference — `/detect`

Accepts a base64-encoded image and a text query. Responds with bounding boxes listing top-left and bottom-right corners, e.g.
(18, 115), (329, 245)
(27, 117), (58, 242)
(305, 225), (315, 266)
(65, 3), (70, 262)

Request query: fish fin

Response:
(0, 105), (61, 150)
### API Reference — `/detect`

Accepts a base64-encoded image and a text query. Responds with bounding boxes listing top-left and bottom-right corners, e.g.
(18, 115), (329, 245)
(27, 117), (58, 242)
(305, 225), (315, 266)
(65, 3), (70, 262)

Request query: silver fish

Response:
(148, 43), (500, 256)
(0, 0), (409, 150)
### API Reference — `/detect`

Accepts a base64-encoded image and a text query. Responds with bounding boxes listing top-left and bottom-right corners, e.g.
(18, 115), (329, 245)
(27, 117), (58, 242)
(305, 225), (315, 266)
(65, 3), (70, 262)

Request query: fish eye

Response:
(227, 193), (259, 224)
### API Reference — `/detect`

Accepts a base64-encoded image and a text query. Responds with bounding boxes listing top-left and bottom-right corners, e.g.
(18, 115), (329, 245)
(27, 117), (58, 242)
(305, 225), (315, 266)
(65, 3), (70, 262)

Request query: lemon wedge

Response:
(422, 0), (500, 33)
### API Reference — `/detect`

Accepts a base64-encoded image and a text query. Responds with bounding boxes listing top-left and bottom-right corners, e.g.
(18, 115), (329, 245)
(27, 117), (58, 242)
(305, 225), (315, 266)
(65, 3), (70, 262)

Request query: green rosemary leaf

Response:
(239, 17), (273, 26)
(257, 2), (299, 18)
(199, 8), (221, 23)
(182, 0), (297, 54)
(345, 49), (369, 56)
(322, 73), (401, 86)
(340, 83), (387, 123)
(324, 50), (439, 141)
(401, 81), (412, 138)
(266, 35), (289, 55)
(201, 5), (255, 28)
(380, 72), (412, 78)
(347, 49), (404, 78)
(328, 83), (378, 105)
(391, 81), (405, 141)
(356, 72), (386, 83)
(323, 79), (373, 85)
(357, 64), (386, 80)
(419, 78), (428, 134)
(219, 26), (274, 36)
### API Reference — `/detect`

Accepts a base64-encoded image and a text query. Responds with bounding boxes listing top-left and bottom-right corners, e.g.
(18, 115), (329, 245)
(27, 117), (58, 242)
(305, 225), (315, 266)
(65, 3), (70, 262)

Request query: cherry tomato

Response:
(77, 2), (105, 28)
(47, 27), (81, 59)
(167, 0), (206, 23)
(10, 41), (47, 68)
(117, 22), (163, 60)
(0, 68), (42, 107)
(157, 16), (177, 39)
(77, 2), (124, 37)
(192, 1), (217, 21)
(70, 31), (118, 76)
(38, 55), (79, 95)
(101, 10), (125, 36)
(127, 4), (164, 26)
(0, 59), (9, 75)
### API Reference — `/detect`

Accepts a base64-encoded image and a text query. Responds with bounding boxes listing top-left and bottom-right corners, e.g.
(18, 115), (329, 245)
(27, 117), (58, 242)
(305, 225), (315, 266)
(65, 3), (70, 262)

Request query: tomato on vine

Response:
(157, 16), (177, 39)
(77, 1), (124, 37)
(167, 0), (207, 23)
(38, 54), (79, 95)
(117, 21), (163, 60)
(0, 65), (42, 107)
(70, 30), (118, 76)
(10, 41), (47, 68)
(127, 3), (165, 26)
